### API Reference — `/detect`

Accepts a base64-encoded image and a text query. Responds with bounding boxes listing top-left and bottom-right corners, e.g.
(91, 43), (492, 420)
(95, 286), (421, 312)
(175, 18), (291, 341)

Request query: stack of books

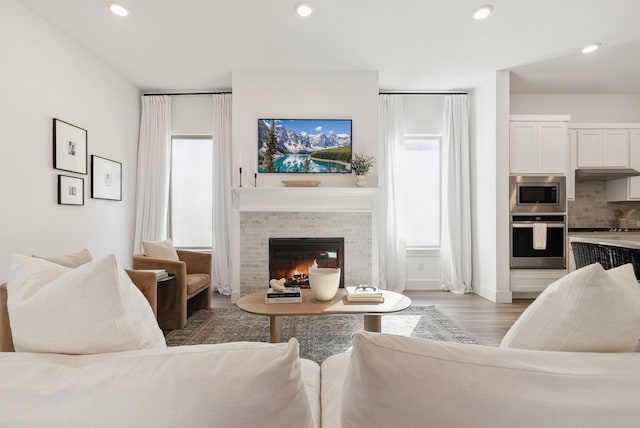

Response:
(137, 269), (169, 280)
(345, 285), (384, 303)
(265, 287), (302, 304)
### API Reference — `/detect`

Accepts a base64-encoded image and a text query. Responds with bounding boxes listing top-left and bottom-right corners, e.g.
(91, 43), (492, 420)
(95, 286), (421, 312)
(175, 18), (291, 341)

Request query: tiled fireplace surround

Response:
(231, 188), (378, 299)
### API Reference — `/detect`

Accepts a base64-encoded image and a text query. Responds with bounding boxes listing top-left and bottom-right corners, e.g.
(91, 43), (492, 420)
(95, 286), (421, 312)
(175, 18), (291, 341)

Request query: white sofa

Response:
(1, 331), (640, 428)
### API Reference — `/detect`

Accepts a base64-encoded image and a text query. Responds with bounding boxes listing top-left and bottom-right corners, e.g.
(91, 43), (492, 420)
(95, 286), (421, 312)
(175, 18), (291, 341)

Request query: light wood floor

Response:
(212, 290), (533, 347)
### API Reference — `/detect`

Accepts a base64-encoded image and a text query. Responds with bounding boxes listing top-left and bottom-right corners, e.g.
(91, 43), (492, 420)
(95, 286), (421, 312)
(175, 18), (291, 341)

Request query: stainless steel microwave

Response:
(509, 176), (566, 214)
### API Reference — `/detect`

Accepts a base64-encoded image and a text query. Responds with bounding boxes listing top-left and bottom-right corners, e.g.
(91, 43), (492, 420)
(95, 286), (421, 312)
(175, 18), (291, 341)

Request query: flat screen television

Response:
(258, 118), (352, 173)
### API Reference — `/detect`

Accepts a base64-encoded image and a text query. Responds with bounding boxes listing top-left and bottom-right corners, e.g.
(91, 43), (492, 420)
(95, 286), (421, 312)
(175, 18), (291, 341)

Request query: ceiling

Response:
(18, 0), (640, 93)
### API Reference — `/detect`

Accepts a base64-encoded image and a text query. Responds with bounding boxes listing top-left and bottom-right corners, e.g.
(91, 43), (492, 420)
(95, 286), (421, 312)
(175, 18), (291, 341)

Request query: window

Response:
(398, 135), (441, 247)
(170, 136), (213, 248)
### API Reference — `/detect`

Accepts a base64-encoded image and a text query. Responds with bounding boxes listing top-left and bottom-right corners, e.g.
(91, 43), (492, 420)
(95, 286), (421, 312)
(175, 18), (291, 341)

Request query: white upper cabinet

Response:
(577, 129), (629, 168)
(509, 116), (569, 175)
(606, 130), (640, 201)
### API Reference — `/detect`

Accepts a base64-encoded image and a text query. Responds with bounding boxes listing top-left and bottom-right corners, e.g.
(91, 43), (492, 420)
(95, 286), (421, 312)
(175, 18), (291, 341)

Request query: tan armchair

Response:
(0, 269), (158, 353)
(133, 250), (212, 330)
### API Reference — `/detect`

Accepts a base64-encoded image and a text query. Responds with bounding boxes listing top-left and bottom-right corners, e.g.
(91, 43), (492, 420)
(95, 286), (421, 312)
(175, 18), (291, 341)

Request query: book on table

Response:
(265, 287), (302, 304)
(136, 269), (169, 280)
(346, 285), (384, 303)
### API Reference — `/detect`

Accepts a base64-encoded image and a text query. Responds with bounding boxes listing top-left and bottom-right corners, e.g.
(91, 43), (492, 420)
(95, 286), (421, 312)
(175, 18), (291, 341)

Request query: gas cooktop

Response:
(568, 228), (640, 233)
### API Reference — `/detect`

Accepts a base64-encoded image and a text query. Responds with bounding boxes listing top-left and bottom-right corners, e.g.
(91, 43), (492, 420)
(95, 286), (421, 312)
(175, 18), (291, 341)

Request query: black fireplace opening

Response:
(269, 237), (345, 288)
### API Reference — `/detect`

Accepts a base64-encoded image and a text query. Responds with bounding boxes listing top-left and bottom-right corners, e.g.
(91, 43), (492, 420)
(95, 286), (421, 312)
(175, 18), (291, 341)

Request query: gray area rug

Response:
(166, 305), (481, 363)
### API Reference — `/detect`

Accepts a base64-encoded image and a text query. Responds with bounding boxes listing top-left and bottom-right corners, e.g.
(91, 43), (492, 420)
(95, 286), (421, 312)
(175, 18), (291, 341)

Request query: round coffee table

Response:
(236, 288), (412, 343)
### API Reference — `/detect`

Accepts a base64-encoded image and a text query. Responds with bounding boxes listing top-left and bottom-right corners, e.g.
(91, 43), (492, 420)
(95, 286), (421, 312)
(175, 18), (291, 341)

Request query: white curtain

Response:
(133, 95), (171, 254)
(378, 95), (406, 292)
(440, 94), (472, 294)
(211, 94), (233, 295)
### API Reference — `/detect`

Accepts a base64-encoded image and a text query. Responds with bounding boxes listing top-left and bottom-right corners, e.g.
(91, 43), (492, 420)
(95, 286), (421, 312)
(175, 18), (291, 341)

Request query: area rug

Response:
(165, 305), (481, 363)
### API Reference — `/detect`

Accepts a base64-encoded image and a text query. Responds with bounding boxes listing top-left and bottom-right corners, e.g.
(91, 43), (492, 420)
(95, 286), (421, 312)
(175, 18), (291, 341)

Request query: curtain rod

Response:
(143, 91), (232, 96)
(379, 91), (468, 95)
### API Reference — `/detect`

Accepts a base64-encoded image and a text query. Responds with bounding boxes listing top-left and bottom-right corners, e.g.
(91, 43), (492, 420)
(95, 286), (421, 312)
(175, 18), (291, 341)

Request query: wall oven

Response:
(509, 176), (566, 214)
(510, 215), (566, 269)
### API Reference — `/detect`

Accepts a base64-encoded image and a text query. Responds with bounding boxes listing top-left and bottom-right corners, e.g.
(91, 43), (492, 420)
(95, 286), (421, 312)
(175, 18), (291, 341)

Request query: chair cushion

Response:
(500, 263), (640, 352)
(7, 254), (166, 354)
(32, 248), (93, 268)
(142, 239), (179, 261)
(186, 273), (210, 295)
(340, 331), (640, 428)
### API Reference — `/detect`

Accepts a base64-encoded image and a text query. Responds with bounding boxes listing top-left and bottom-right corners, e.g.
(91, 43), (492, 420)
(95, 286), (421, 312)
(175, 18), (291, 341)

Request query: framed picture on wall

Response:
(91, 155), (122, 201)
(53, 118), (87, 174)
(58, 175), (84, 206)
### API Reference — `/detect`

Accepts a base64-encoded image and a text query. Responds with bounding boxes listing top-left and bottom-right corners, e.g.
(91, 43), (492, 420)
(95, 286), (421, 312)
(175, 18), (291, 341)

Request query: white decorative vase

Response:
(355, 175), (366, 187)
(308, 267), (341, 301)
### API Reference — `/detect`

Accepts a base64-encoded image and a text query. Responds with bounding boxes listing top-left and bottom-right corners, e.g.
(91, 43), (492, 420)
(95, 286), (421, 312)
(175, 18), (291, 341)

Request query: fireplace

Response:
(269, 237), (345, 288)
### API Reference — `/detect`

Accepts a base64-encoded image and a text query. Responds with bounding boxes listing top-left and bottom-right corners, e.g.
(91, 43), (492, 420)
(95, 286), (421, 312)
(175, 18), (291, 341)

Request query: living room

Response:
(2, 1), (640, 426)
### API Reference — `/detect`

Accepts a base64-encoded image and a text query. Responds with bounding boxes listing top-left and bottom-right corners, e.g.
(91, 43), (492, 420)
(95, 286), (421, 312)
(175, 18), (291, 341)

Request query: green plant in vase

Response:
(351, 152), (375, 187)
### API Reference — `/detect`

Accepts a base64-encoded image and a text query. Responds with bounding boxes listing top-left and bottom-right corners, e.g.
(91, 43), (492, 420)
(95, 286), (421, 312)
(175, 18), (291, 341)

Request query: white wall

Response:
(510, 94), (640, 122)
(403, 95), (444, 135)
(470, 71), (512, 303)
(231, 71), (379, 188)
(0, 0), (140, 282)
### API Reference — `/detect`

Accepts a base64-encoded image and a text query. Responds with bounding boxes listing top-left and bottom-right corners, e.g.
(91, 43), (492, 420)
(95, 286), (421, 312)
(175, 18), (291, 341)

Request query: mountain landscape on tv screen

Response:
(258, 119), (352, 173)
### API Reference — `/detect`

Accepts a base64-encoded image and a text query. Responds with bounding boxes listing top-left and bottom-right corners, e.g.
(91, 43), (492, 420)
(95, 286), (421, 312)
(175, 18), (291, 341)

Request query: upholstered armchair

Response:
(133, 250), (212, 330)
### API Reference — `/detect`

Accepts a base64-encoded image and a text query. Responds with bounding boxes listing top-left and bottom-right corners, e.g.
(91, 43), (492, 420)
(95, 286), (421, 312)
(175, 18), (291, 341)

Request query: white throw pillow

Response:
(7, 254), (166, 354)
(340, 331), (640, 428)
(500, 263), (640, 352)
(32, 248), (93, 268)
(142, 239), (179, 261)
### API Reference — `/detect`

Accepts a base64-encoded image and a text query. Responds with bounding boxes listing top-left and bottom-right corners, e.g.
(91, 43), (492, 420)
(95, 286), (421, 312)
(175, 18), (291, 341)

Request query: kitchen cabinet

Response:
(510, 269), (566, 293)
(607, 130), (640, 201)
(509, 116), (569, 175)
(567, 130), (577, 200)
(577, 129), (629, 168)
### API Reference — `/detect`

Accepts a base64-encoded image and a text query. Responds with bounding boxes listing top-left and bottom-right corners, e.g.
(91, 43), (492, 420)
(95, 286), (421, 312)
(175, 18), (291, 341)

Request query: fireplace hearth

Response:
(269, 237), (345, 288)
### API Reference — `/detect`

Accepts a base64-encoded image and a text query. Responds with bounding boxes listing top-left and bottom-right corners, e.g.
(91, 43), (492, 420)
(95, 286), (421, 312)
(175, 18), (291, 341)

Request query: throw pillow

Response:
(7, 253), (166, 354)
(142, 239), (179, 261)
(32, 248), (93, 268)
(500, 263), (640, 352)
(340, 331), (640, 428)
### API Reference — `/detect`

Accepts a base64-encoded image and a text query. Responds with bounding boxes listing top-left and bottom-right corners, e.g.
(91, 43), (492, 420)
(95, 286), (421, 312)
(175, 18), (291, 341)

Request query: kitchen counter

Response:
(568, 230), (640, 241)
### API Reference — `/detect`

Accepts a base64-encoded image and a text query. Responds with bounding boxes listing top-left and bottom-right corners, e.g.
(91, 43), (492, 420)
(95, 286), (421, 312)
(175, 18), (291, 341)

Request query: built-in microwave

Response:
(509, 176), (566, 214)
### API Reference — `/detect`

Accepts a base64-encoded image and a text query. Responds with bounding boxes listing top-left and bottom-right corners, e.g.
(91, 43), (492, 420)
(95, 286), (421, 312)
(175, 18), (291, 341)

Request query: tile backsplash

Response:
(568, 180), (640, 228)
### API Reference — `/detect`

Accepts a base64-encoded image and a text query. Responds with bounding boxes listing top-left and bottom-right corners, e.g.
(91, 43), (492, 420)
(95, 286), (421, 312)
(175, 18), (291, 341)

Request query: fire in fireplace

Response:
(269, 237), (344, 288)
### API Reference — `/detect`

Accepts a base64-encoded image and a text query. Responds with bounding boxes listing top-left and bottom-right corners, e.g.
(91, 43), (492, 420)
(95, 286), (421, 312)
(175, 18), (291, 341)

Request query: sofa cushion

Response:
(142, 239), (179, 261)
(340, 331), (640, 428)
(186, 273), (210, 295)
(7, 254), (166, 354)
(500, 263), (640, 352)
(0, 340), (319, 428)
(32, 248), (93, 268)
(321, 351), (350, 428)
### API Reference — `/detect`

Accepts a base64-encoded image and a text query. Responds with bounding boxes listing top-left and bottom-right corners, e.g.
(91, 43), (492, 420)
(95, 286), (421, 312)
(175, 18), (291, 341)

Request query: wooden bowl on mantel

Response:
(281, 180), (321, 187)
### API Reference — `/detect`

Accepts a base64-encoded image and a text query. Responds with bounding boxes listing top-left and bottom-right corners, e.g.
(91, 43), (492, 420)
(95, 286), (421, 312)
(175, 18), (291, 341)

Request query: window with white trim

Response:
(399, 135), (441, 247)
(170, 136), (213, 248)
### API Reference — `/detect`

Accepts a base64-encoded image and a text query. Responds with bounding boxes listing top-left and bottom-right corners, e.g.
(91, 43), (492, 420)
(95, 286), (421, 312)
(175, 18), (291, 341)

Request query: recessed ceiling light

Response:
(295, 1), (314, 17)
(473, 4), (494, 20)
(581, 43), (601, 54)
(107, 1), (129, 17)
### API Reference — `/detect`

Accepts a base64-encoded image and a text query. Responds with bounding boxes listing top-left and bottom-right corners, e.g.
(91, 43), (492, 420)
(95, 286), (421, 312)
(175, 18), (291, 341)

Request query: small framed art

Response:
(58, 175), (84, 206)
(53, 118), (88, 175)
(91, 155), (122, 201)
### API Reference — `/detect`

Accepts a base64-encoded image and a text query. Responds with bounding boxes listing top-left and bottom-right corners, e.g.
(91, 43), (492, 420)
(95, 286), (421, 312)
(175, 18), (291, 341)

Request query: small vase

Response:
(355, 175), (366, 187)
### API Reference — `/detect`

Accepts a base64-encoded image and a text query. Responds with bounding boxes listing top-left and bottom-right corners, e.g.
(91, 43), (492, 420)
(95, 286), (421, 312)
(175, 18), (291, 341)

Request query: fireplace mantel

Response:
(231, 187), (379, 212)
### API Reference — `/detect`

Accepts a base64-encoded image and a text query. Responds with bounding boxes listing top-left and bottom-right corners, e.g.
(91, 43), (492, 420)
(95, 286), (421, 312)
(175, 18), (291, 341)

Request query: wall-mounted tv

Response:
(258, 118), (352, 173)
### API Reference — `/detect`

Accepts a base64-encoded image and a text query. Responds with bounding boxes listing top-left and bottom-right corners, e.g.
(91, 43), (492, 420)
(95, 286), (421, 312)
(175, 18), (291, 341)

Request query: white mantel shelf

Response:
(231, 186), (379, 212)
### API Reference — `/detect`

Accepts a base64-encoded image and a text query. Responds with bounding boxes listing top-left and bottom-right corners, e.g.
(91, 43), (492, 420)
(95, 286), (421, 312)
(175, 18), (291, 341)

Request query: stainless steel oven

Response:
(510, 215), (566, 269)
(510, 176), (566, 214)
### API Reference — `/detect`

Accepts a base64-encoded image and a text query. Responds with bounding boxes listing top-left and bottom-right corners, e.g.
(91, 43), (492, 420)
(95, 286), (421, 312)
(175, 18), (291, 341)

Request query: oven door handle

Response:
(511, 223), (565, 228)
